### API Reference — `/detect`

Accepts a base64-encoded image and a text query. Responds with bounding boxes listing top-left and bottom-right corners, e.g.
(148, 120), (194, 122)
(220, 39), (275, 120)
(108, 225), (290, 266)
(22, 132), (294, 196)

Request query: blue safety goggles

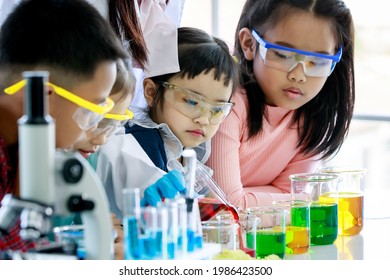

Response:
(252, 30), (342, 77)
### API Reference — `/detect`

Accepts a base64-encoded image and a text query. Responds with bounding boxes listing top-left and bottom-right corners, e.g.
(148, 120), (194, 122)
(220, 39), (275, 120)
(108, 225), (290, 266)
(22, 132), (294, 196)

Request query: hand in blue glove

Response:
(141, 169), (186, 206)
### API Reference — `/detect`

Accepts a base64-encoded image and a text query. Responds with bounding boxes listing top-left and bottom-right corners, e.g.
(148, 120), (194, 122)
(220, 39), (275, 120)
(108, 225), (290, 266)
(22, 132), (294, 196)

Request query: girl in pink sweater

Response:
(206, 0), (355, 210)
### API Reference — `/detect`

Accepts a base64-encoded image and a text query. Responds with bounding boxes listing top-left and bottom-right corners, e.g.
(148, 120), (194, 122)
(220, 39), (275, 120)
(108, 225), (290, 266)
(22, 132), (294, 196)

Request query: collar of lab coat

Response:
(129, 108), (184, 172)
(128, 107), (213, 175)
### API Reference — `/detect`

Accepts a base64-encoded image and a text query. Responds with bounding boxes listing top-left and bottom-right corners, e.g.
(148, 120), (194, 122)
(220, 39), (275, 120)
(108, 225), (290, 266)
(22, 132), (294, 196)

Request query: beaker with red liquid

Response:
(195, 165), (255, 257)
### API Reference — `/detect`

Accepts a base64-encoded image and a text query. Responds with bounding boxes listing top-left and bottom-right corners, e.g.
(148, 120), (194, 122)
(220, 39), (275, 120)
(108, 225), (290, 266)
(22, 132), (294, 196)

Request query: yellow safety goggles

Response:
(4, 80), (117, 130)
(5, 80), (114, 115)
(104, 108), (133, 121)
(90, 109), (134, 138)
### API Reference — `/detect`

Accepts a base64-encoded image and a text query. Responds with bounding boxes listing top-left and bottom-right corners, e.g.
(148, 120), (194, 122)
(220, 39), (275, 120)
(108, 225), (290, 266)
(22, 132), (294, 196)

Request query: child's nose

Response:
(193, 111), (211, 126)
(90, 132), (107, 146)
(287, 62), (307, 83)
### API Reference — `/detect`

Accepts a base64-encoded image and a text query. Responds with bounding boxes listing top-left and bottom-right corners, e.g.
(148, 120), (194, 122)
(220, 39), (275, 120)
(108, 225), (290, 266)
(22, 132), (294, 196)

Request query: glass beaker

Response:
(246, 206), (287, 259)
(290, 173), (341, 245)
(195, 164), (248, 252)
(195, 163), (238, 221)
(273, 200), (310, 254)
(201, 220), (238, 251)
(318, 166), (367, 236)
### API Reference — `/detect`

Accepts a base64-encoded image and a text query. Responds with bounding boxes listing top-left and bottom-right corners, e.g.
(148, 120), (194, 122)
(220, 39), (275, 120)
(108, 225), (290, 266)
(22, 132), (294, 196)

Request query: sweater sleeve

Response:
(207, 92), (272, 209)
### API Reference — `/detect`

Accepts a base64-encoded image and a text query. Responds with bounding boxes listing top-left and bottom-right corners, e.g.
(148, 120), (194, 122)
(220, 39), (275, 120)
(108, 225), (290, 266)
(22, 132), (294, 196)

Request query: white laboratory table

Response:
(285, 189), (390, 260)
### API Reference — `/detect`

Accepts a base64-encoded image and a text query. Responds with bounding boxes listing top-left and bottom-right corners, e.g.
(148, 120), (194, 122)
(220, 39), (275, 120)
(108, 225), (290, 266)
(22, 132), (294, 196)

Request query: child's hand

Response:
(141, 170), (186, 206)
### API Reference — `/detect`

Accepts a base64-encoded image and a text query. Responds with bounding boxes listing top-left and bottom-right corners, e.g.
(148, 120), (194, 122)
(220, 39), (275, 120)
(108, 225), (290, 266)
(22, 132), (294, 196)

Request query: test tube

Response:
(139, 206), (158, 259)
(164, 199), (179, 259)
(122, 188), (142, 259)
(193, 198), (204, 249)
(186, 198), (196, 252)
(182, 148), (197, 198)
(182, 148), (198, 252)
(177, 197), (188, 257)
(155, 203), (168, 259)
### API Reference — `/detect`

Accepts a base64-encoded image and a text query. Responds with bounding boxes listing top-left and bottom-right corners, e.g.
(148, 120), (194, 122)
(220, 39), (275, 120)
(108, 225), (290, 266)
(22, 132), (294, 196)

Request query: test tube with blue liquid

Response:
(139, 206), (158, 259)
(182, 148), (203, 252)
(155, 203), (168, 259)
(164, 199), (179, 259)
(193, 199), (204, 249)
(177, 197), (187, 256)
(122, 188), (142, 259)
(186, 199), (196, 252)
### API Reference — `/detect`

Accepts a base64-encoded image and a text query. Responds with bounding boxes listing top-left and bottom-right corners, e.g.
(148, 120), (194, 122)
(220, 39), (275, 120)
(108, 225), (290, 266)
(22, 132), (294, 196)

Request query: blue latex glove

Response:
(141, 170), (186, 206)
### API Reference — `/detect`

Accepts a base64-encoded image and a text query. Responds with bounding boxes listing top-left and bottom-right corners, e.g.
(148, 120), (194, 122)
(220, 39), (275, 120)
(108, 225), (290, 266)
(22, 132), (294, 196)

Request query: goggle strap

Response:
(4, 80), (26, 94)
(4, 79), (114, 115)
(48, 83), (114, 115)
(104, 109), (134, 120)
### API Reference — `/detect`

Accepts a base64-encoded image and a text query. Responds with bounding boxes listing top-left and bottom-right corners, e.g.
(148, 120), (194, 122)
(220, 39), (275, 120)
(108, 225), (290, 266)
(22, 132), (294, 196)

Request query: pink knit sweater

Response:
(206, 88), (320, 210)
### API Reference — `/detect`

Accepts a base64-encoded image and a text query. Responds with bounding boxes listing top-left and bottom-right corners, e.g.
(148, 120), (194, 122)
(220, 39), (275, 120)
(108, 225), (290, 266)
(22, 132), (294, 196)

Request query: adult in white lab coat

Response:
(85, 0), (185, 108)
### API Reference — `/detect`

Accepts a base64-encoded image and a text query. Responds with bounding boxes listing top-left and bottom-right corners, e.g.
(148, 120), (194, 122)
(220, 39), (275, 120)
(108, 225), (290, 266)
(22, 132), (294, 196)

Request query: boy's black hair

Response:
(0, 0), (128, 85)
(234, 0), (355, 159)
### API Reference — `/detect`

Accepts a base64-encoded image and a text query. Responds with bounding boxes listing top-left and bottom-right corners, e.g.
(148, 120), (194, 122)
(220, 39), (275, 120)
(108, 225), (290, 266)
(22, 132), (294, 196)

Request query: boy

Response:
(0, 0), (128, 252)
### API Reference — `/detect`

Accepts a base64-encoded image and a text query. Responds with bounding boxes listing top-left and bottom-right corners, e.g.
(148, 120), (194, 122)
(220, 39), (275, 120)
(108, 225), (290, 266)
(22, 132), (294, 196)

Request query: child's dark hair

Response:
(108, 0), (148, 69)
(149, 27), (240, 110)
(235, 0), (355, 159)
(111, 59), (136, 103)
(0, 0), (128, 87)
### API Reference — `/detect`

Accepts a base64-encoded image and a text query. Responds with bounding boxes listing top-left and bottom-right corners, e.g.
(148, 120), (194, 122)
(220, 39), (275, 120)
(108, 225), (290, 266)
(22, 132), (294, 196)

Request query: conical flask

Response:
(195, 163), (239, 222)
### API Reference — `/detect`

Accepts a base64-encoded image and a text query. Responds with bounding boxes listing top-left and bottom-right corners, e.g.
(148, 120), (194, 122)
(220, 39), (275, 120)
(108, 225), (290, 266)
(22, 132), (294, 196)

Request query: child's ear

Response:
(239, 28), (256, 61)
(143, 78), (158, 107)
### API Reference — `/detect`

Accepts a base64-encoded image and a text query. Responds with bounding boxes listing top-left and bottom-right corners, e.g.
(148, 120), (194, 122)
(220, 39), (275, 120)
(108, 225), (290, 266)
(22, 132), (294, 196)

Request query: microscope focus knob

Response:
(67, 195), (95, 212)
(62, 158), (83, 184)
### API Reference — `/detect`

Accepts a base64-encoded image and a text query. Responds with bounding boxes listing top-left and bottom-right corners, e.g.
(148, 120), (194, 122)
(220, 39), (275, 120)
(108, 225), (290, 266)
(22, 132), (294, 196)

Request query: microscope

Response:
(0, 71), (113, 259)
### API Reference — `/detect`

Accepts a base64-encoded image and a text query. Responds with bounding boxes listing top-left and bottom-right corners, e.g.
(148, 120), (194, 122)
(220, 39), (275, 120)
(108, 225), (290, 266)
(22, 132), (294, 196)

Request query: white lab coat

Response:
(94, 133), (165, 220)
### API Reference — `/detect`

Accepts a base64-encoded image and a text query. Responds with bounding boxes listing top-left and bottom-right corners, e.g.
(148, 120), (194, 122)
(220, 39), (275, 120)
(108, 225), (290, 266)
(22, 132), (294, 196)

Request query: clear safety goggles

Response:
(4, 80), (114, 130)
(160, 82), (234, 125)
(90, 109), (133, 138)
(252, 30), (342, 77)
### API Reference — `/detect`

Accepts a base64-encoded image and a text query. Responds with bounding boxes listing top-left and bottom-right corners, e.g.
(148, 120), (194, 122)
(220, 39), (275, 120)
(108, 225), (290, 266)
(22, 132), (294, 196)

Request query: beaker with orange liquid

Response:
(318, 167), (367, 236)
